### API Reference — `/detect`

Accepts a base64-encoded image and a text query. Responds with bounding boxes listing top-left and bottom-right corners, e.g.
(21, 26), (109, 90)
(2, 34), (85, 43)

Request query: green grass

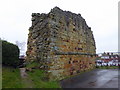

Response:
(2, 66), (23, 88)
(27, 69), (61, 88)
(2, 66), (61, 88)
(96, 66), (118, 69)
(26, 61), (40, 68)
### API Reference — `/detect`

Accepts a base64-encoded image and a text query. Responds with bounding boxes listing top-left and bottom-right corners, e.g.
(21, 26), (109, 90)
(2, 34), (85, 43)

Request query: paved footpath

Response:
(60, 69), (119, 88)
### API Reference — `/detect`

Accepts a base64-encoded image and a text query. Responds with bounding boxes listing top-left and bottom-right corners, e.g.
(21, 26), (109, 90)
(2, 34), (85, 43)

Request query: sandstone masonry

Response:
(26, 7), (96, 80)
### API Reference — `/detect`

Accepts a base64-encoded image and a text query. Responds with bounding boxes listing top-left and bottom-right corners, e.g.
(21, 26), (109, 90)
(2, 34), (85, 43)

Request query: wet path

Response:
(60, 69), (119, 88)
(19, 68), (33, 88)
(20, 68), (28, 78)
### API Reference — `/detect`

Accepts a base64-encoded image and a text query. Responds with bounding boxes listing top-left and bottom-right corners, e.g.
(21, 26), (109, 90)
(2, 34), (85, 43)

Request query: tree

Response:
(15, 41), (26, 55)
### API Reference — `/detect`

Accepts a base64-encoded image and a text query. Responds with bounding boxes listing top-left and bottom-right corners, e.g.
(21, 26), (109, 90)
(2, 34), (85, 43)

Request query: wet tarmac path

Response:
(60, 69), (119, 88)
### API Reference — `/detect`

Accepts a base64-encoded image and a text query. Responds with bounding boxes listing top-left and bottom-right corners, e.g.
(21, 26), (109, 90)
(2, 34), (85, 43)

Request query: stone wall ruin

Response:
(26, 7), (96, 80)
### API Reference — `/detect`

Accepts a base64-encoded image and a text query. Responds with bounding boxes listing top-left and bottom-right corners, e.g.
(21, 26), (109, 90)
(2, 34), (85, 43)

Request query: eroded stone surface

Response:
(26, 7), (96, 80)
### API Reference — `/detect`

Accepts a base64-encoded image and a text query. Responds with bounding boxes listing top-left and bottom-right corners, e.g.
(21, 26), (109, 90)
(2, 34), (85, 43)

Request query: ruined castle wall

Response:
(26, 7), (96, 80)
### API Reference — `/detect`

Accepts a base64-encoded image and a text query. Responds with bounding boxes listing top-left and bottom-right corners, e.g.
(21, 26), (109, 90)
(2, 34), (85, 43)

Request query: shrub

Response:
(2, 40), (20, 67)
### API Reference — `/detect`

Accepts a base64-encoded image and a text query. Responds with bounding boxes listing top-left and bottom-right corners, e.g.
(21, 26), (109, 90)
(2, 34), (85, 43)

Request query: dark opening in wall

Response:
(45, 38), (47, 41)
(73, 61), (75, 63)
(69, 61), (71, 64)
(66, 40), (69, 42)
(78, 48), (82, 50)
(77, 70), (80, 73)
(70, 72), (73, 75)
(75, 47), (82, 50)
(73, 28), (76, 31)
(91, 55), (93, 57)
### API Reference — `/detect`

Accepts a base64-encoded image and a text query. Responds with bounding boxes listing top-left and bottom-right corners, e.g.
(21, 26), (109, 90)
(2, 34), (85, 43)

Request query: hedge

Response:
(2, 40), (20, 67)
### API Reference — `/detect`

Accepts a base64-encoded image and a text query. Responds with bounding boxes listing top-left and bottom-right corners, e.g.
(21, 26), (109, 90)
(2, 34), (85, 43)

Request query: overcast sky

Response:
(0, 0), (118, 54)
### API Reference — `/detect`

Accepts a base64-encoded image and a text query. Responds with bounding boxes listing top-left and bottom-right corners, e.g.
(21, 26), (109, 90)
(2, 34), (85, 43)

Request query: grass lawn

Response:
(2, 66), (23, 88)
(2, 66), (61, 88)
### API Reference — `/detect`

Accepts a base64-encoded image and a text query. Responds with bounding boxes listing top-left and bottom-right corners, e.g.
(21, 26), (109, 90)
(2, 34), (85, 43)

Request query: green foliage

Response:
(26, 61), (40, 68)
(2, 40), (20, 67)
